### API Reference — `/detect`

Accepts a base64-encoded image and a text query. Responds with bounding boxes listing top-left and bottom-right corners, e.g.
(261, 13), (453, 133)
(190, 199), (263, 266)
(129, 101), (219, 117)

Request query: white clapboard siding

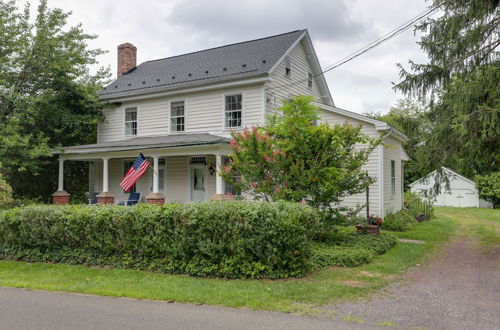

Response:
(265, 40), (324, 113)
(319, 109), (381, 216)
(165, 156), (189, 203)
(383, 135), (404, 214)
(97, 84), (264, 142)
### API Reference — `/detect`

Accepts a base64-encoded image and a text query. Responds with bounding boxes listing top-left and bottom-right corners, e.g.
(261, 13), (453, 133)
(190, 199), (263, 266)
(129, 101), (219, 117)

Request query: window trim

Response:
(222, 92), (244, 130)
(307, 72), (313, 88)
(123, 106), (138, 138)
(391, 160), (396, 196)
(169, 99), (186, 134)
(284, 56), (292, 77)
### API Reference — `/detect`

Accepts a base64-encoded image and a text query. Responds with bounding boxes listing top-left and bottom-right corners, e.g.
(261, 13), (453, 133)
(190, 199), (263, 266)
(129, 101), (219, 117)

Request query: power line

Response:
(265, 5), (441, 92)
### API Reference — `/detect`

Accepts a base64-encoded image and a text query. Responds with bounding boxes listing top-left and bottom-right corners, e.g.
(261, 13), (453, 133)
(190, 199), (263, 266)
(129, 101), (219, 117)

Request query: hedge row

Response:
(0, 201), (321, 279)
(310, 231), (396, 268)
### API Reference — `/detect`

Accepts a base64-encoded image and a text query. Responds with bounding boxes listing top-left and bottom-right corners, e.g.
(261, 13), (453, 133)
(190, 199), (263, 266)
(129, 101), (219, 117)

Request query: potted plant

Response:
(355, 215), (382, 235)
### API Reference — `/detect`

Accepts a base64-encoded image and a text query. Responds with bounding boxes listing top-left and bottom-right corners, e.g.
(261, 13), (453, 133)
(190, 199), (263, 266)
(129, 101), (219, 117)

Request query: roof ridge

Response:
(143, 29), (305, 64)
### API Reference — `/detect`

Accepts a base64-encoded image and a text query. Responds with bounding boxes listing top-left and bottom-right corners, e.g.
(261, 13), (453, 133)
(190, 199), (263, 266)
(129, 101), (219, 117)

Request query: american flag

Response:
(120, 153), (150, 192)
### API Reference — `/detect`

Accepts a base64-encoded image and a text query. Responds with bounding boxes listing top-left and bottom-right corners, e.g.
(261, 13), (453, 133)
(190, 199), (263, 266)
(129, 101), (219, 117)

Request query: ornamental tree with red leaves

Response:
(221, 95), (380, 214)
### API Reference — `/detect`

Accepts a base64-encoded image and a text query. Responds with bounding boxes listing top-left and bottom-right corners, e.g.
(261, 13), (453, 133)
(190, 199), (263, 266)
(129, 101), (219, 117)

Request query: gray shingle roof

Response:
(100, 30), (305, 100)
(61, 133), (230, 154)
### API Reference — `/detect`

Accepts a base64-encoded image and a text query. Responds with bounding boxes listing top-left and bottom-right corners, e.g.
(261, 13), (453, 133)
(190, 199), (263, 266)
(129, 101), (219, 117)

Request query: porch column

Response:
(97, 157), (114, 204)
(147, 155), (165, 205)
(210, 154), (231, 201)
(52, 158), (70, 205)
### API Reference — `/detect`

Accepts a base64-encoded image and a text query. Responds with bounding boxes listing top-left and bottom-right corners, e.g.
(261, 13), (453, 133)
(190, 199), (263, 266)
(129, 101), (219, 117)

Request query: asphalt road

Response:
(0, 286), (366, 330)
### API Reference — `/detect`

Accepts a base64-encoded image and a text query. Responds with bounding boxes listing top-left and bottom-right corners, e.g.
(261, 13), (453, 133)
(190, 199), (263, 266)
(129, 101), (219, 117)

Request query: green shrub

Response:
(404, 191), (434, 218)
(0, 201), (319, 279)
(0, 163), (13, 209)
(310, 229), (396, 268)
(382, 210), (417, 231)
(475, 172), (500, 208)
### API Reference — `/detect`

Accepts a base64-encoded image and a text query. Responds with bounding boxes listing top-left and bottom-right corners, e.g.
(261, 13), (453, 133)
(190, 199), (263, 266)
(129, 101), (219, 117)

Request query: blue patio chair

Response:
(117, 192), (141, 206)
(88, 192), (99, 205)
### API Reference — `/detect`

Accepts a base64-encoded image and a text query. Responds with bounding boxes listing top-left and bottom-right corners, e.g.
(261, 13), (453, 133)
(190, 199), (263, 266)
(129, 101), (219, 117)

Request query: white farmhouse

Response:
(409, 167), (493, 208)
(53, 30), (409, 217)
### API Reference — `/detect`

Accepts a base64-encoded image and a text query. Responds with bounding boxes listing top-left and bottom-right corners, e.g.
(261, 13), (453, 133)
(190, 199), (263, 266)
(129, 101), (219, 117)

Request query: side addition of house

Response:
(53, 29), (408, 217)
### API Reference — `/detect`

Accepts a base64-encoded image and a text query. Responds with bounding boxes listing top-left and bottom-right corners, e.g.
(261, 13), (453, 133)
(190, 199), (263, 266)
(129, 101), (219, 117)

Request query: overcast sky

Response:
(24, 0), (431, 114)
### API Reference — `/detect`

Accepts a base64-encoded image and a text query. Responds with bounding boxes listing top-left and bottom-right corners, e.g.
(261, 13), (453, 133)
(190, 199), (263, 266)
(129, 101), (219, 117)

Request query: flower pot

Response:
(355, 224), (380, 235)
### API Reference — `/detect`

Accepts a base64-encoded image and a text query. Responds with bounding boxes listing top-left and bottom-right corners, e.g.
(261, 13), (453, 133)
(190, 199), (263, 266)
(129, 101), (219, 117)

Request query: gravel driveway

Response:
(327, 236), (500, 329)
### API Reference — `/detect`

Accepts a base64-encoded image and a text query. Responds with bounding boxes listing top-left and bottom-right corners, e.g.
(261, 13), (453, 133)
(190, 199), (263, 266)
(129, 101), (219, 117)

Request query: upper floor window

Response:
(225, 94), (242, 128)
(284, 57), (292, 77)
(307, 72), (313, 88)
(391, 160), (396, 195)
(170, 101), (185, 132)
(124, 107), (137, 136)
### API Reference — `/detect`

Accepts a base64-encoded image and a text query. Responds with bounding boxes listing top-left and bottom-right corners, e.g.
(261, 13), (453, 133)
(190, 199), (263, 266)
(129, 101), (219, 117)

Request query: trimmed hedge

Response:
(382, 210), (417, 231)
(0, 201), (321, 279)
(310, 229), (396, 268)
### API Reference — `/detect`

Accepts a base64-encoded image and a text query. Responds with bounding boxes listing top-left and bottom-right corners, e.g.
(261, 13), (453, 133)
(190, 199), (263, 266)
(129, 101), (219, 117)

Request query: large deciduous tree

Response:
(221, 95), (379, 215)
(395, 0), (499, 179)
(0, 0), (109, 201)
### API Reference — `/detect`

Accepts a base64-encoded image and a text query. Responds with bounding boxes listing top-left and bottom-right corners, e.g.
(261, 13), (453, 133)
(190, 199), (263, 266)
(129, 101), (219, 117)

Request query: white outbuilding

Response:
(409, 167), (493, 208)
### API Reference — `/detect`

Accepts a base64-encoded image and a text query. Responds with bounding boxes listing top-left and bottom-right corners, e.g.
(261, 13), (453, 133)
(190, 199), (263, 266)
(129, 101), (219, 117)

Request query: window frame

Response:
(169, 100), (186, 133)
(223, 93), (243, 129)
(307, 72), (313, 88)
(284, 56), (292, 77)
(391, 160), (396, 196)
(124, 107), (138, 137)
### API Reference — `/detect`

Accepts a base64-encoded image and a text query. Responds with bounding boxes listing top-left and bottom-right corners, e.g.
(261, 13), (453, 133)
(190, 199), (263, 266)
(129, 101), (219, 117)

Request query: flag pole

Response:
(149, 162), (159, 176)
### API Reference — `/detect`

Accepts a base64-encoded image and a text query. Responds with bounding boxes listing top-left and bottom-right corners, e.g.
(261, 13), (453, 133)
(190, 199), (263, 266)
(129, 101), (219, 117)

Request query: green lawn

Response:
(436, 207), (500, 246)
(0, 208), (470, 314)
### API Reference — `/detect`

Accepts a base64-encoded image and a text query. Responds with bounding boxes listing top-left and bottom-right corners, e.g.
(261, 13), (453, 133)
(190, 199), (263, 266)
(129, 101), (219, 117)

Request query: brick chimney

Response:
(117, 43), (137, 77)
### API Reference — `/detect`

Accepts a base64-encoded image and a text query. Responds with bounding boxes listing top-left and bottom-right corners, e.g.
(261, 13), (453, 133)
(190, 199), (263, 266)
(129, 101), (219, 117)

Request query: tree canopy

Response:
(0, 0), (109, 201)
(395, 0), (499, 179)
(221, 95), (379, 215)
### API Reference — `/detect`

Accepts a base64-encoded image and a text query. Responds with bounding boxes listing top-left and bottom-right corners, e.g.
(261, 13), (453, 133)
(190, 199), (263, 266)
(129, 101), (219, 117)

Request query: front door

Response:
(190, 165), (206, 201)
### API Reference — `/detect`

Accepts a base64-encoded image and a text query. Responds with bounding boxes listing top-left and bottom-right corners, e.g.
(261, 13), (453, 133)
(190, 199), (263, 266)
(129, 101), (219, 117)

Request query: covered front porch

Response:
(52, 134), (234, 205)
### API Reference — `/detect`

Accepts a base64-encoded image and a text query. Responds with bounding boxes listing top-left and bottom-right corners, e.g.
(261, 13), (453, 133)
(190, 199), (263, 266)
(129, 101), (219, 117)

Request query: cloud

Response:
(167, 0), (373, 44)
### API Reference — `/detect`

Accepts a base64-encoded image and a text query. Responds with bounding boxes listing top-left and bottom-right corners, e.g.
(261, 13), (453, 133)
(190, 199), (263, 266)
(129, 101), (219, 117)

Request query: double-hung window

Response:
(124, 107), (137, 137)
(225, 94), (242, 128)
(391, 160), (396, 196)
(170, 101), (185, 132)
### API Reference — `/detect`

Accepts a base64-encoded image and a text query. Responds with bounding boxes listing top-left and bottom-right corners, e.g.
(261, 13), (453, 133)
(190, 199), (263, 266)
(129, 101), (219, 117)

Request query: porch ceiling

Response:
(55, 133), (230, 155)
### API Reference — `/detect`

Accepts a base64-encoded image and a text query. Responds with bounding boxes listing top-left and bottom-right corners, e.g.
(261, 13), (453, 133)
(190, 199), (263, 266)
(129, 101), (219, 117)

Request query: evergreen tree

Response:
(395, 0), (499, 178)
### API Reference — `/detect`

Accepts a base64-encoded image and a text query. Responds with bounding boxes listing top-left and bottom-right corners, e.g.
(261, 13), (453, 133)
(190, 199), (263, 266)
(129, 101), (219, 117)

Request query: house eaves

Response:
(316, 102), (408, 142)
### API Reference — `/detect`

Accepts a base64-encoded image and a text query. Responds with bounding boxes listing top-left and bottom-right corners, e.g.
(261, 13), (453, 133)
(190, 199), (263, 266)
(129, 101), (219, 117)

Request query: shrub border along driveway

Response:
(0, 212), (457, 314)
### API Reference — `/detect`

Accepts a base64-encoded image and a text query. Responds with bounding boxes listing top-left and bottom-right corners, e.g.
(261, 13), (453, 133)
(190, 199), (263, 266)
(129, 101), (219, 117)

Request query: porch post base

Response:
(97, 192), (115, 205)
(209, 194), (233, 201)
(146, 193), (165, 205)
(52, 190), (70, 205)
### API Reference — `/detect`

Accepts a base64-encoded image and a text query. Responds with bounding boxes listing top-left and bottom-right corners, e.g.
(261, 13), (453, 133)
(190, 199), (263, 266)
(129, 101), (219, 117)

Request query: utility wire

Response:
(265, 5), (441, 92)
